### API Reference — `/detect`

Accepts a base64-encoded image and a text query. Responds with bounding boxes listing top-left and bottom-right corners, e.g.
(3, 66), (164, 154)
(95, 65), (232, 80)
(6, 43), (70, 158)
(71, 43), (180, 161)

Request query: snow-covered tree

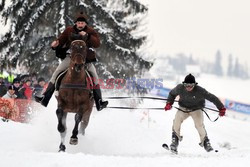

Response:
(212, 50), (223, 76)
(227, 54), (233, 77)
(0, 0), (152, 80)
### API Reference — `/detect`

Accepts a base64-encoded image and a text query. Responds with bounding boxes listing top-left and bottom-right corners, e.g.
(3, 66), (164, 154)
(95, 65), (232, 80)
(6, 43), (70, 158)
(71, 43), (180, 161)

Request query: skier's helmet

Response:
(183, 74), (197, 84)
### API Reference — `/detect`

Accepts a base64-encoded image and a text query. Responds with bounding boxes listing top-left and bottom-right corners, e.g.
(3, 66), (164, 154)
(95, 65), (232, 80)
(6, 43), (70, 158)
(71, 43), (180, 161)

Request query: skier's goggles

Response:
(183, 83), (195, 88)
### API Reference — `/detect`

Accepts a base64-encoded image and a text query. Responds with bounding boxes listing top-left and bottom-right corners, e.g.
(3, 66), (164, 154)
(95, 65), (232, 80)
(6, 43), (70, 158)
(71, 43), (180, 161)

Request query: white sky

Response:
(140, 0), (250, 65)
(1, 0), (250, 66)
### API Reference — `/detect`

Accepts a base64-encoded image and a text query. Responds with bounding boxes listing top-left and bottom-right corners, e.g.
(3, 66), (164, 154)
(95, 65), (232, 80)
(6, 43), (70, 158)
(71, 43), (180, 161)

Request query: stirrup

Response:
(97, 100), (108, 111)
(35, 95), (44, 103)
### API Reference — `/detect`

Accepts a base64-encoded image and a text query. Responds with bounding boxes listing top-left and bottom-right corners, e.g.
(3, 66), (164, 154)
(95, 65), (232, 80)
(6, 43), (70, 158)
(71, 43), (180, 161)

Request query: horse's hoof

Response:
(70, 137), (78, 145)
(58, 149), (65, 152)
(59, 144), (66, 152)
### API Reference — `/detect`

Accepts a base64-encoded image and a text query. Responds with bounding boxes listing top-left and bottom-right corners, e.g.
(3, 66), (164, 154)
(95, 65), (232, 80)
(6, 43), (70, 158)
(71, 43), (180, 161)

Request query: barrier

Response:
(225, 99), (250, 115)
(150, 87), (250, 115)
(0, 98), (35, 123)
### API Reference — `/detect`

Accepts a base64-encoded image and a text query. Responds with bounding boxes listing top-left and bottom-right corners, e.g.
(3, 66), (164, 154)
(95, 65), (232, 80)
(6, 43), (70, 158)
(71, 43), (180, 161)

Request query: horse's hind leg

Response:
(70, 113), (83, 145)
(56, 108), (67, 152)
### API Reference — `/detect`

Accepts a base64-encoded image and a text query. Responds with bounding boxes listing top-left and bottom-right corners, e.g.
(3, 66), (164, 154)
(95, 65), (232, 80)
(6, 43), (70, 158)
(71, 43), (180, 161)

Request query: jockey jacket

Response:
(54, 25), (100, 62)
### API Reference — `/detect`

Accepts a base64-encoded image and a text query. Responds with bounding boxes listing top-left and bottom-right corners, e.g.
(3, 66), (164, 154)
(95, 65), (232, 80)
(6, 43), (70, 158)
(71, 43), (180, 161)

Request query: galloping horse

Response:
(56, 40), (94, 152)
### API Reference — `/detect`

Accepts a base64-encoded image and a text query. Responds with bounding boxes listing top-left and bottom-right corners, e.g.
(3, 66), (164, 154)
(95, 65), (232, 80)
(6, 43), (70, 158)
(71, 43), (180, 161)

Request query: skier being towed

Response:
(164, 74), (226, 153)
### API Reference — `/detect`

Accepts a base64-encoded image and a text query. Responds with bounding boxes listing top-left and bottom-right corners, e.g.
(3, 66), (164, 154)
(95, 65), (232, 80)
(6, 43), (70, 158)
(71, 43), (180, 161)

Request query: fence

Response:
(150, 87), (250, 115)
(0, 98), (34, 123)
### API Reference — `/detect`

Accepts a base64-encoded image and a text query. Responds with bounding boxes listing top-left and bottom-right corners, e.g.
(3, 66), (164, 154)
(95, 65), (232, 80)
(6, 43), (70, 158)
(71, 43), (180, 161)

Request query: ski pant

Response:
(172, 107), (207, 143)
(49, 55), (99, 85)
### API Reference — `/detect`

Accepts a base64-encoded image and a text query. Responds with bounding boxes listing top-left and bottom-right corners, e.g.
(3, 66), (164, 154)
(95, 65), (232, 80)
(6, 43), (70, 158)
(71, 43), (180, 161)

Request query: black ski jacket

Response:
(167, 84), (224, 111)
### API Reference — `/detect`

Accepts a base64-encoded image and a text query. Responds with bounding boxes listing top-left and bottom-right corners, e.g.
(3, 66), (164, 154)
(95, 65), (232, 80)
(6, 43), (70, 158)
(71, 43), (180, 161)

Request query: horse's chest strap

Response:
(60, 83), (89, 90)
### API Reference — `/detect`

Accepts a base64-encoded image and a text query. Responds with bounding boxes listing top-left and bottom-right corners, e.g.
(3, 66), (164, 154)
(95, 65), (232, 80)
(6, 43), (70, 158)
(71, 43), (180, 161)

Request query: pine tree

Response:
(233, 58), (240, 77)
(227, 54), (233, 77)
(213, 50), (223, 76)
(0, 0), (152, 80)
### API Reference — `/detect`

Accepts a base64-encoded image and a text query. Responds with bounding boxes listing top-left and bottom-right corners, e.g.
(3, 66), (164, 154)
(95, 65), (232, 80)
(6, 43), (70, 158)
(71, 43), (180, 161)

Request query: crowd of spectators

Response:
(0, 73), (47, 122)
(0, 73), (47, 100)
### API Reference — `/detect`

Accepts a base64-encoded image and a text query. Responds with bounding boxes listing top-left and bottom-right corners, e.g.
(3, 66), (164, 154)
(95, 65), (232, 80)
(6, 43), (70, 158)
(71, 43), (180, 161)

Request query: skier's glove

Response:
(219, 107), (226, 116)
(164, 102), (172, 111)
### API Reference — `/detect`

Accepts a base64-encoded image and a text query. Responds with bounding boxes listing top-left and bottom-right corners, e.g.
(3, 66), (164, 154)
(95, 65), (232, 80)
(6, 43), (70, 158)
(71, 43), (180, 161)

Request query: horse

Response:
(55, 40), (94, 152)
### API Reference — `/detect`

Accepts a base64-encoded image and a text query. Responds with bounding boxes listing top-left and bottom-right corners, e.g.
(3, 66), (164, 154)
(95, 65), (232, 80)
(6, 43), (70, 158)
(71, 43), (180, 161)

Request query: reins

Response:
(106, 106), (164, 110)
(104, 96), (220, 122)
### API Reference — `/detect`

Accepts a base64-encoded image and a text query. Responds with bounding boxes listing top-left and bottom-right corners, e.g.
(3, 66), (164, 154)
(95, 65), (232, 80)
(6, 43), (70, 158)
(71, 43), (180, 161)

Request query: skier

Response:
(164, 73), (226, 153)
(35, 11), (108, 111)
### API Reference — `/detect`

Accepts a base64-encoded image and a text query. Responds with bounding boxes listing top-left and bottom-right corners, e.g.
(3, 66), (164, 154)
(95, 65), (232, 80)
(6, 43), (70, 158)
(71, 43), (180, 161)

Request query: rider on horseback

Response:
(35, 12), (108, 111)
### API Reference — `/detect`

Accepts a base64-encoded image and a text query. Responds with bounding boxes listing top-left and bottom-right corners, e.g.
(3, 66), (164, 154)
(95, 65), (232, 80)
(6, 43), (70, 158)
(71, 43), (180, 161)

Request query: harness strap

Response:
(173, 106), (198, 113)
(174, 106), (219, 122)
(202, 108), (219, 122)
(60, 83), (88, 90)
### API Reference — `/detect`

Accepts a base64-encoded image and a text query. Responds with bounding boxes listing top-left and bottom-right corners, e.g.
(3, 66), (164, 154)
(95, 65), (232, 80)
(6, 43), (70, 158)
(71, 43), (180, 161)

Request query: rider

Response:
(35, 12), (108, 111)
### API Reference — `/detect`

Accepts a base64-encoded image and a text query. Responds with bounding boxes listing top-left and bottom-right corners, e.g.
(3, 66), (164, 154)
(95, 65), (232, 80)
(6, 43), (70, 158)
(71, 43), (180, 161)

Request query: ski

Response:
(162, 143), (178, 154)
(162, 143), (169, 150)
(163, 143), (218, 154)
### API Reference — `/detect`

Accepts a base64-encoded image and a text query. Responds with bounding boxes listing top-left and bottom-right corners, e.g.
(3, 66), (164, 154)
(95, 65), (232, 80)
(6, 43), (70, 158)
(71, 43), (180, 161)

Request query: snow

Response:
(1, 1), (250, 166)
(1, 77), (250, 167)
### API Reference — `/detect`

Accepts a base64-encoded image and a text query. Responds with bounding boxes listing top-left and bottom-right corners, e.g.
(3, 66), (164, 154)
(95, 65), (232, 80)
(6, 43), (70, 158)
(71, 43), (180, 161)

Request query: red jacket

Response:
(23, 83), (33, 100)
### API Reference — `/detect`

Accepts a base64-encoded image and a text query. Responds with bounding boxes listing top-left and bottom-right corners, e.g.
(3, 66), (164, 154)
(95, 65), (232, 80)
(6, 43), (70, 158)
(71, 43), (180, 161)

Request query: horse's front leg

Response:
(56, 108), (67, 152)
(79, 106), (92, 136)
(70, 113), (83, 145)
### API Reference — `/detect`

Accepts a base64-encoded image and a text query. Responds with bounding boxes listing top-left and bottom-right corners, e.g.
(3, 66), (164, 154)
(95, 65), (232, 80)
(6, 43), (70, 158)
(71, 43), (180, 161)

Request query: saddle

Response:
(54, 69), (94, 95)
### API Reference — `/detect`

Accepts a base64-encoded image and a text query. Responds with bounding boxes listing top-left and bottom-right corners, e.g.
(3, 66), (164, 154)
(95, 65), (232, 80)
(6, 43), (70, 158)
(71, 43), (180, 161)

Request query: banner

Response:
(150, 86), (250, 116)
(0, 98), (34, 122)
(225, 99), (250, 115)
(150, 87), (171, 98)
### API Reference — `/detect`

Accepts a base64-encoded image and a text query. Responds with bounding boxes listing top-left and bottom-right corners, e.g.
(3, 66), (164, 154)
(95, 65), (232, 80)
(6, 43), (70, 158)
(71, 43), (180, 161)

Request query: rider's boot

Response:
(35, 82), (55, 107)
(93, 84), (108, 111)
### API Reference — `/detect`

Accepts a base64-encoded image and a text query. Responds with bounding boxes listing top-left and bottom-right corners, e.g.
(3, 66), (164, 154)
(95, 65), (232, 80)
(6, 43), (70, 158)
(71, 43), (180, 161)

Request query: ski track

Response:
(0, 96), (250, 167)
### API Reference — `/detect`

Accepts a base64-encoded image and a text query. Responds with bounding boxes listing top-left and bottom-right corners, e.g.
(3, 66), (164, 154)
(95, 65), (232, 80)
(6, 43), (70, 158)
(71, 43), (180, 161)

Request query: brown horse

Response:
(56, 40), (94, 152)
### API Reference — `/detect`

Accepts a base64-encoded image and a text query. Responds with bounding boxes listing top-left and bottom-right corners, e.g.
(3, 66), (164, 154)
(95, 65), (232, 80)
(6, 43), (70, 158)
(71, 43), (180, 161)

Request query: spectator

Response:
(31, 73), (38, 86)
(33, 77), (46, 97)
(2, 85), (17, 99)
(7, 73), (15, 84)
(0, 80), (7, 97)
(19, 79), (33, 99)
(13, 78), (22, 98)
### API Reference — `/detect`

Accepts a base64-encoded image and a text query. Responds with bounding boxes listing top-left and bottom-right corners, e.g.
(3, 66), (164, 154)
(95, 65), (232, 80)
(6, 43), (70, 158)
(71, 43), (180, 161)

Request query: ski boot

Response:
(200, 136), (214, 152)
(170, 132), (179, 154)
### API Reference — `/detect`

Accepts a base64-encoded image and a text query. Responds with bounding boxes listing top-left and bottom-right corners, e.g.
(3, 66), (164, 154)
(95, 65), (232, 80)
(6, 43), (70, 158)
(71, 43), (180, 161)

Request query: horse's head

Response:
(70, 40), (87, 72)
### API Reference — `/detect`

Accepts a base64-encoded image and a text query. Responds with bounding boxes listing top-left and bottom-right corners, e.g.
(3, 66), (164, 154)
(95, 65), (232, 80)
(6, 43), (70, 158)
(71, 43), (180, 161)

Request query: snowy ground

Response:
(0, 90), (250, 167)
